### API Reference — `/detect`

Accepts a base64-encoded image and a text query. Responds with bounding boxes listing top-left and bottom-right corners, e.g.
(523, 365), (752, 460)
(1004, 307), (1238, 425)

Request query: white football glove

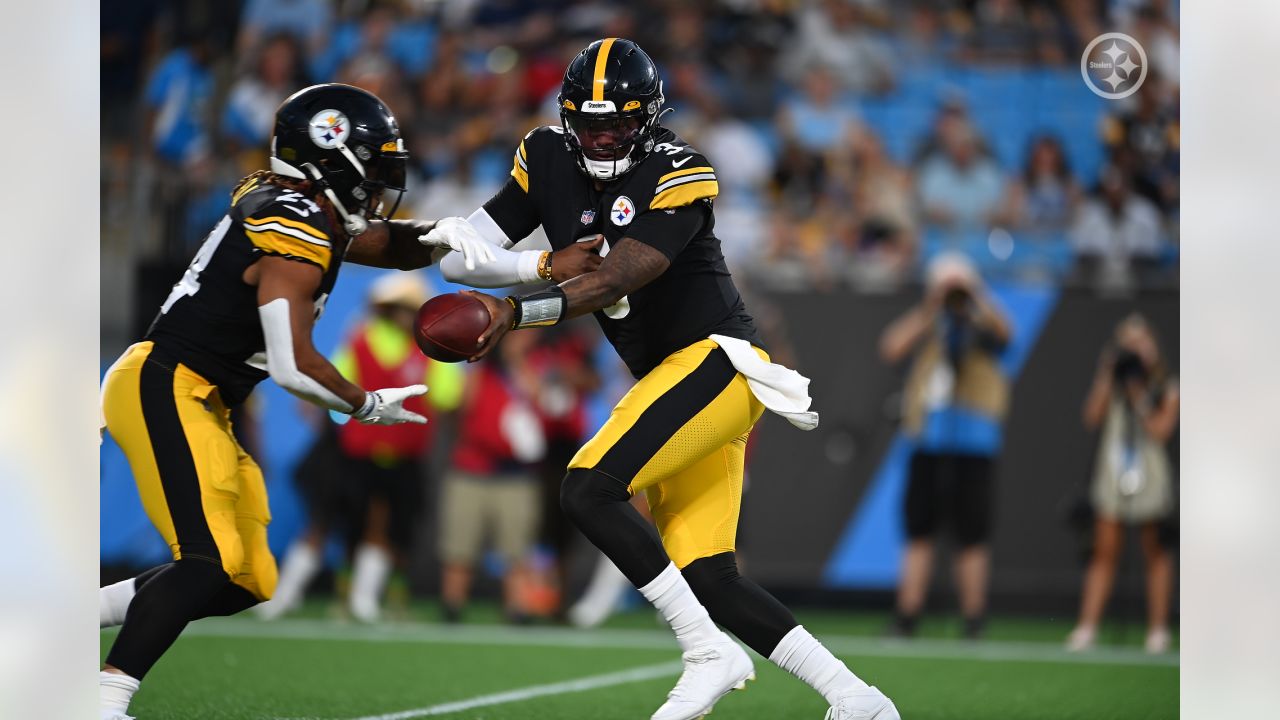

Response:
(350, 384), (429, 425)
(420, 216), (496, 271)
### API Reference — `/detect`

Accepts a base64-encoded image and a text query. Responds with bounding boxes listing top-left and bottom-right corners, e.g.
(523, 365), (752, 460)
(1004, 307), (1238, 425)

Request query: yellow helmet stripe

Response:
(592, 38), (617, 102)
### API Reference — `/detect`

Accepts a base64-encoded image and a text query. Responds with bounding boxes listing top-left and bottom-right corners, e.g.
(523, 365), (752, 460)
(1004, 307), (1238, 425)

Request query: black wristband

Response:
(508, 286), (567, 329)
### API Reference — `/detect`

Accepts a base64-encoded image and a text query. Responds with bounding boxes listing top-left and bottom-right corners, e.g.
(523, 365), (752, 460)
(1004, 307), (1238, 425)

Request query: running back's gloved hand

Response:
(350, 385), (429, 425)
(420, 217), (497, 271)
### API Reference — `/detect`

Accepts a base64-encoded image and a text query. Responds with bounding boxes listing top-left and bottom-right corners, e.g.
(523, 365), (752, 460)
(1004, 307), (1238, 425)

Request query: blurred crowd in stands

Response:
(102, 0), (1179, 330)
(100, 0), (1181, 629)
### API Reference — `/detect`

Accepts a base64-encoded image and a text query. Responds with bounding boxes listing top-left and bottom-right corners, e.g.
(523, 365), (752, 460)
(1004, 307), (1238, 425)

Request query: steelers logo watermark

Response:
(1080, 33), (1148, 100)
(610, 196), (636, 226)
(309, 109), (349, 149)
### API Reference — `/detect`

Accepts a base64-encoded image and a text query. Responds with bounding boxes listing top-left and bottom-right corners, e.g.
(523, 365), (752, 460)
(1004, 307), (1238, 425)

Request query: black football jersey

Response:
(146, 180), (348, 406)
(483, 125), (762, 378)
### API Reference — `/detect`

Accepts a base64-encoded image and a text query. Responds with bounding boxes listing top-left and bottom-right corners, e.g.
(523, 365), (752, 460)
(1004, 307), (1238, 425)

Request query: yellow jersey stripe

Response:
(244, 215), (329, 241)
(656, 166), (715, 186)
(655, 172), (717, 194)
(511, 156), (530, 193)
(650, 180), (719, 210)
(230, 179), (260, 207)
(592, 38), (617, 102)
(244, 221), (330, 247)
(518, 140), (527, 162)
(246, 228), (332, 271)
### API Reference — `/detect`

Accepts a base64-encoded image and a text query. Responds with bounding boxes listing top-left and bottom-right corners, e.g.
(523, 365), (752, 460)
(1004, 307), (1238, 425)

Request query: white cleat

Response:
(1144, 627), (1171, 654)
(1065, 625), (1096, 652)
(651, 635), (755, 720)
(825, 686), (900, 720)
(101, 712), (135, 720)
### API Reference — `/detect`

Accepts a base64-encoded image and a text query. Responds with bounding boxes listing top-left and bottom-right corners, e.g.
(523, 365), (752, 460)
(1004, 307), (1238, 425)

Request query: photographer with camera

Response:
(880, 253), (1012, 639)
(1067, 313), (1179, 654)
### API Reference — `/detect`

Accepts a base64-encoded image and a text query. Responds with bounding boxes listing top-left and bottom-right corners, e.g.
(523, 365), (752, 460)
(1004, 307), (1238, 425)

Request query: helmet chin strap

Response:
(575, 106), (671, 181)
(583, 154), (634, 180)
(298, 162), (369, 236)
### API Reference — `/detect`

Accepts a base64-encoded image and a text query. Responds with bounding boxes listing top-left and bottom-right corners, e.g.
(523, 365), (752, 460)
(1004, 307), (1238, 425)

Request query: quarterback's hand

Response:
(351, 384), (429, 425)
(420, 217), (496, 271)
(462, 290), (514, 362)
(551, 235), (605, 282)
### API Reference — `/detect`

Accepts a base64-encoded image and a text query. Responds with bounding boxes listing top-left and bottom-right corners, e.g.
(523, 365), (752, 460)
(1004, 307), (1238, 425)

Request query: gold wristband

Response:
(537, 251), (553, 281)
(503, 296), (520, 330)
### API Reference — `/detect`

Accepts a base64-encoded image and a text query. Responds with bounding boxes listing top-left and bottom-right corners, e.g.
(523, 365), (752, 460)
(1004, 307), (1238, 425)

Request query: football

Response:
(414, 293), (492, 363)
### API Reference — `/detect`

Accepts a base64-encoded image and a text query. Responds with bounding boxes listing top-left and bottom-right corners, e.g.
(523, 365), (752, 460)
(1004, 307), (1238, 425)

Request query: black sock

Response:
(890, 612), (919, 637)
(682, 552), (799, 657)
(560, 468), (671, 588)
(105, 558), (230, 679)
(963, 614), (986, 640)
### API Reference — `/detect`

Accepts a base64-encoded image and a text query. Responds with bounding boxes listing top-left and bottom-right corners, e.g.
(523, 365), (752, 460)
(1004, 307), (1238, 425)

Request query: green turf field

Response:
(100, 604), (1178, 720)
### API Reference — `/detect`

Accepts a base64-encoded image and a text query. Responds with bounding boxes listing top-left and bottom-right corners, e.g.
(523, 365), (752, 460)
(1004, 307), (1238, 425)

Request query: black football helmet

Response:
(270, 83), (409, 235)
(557, 38), (665, 181)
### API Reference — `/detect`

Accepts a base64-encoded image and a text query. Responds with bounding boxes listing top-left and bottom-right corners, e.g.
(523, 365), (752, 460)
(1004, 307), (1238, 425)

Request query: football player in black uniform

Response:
(429, 39), (900, 720)
(96, 84), (498, 720)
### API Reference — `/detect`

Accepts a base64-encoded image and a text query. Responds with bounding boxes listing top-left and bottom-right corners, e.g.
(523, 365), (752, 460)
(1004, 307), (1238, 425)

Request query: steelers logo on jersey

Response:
(610, 196), (636, 227)
(309, 109), (349, 149)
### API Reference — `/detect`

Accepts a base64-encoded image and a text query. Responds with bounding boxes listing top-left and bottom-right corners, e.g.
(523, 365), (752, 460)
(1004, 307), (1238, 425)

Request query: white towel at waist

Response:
(709, 334), (819, 431)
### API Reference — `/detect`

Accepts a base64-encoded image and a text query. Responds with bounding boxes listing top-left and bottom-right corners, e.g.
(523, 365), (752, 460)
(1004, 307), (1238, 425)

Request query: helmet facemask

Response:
(561, 109), (657, 181)
(350, 141), (409, 225)
(272, 138), (408, 236)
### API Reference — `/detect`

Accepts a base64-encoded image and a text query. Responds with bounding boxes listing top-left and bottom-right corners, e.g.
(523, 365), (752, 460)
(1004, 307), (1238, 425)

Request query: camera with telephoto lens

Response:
(1112, 349), (1148, 383)
(943, 286), (972, 316)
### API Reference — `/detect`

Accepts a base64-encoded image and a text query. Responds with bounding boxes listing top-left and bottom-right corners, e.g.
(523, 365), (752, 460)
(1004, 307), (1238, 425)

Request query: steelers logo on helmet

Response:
(610, 196), (636, 226)
(308, 109), (350, 149)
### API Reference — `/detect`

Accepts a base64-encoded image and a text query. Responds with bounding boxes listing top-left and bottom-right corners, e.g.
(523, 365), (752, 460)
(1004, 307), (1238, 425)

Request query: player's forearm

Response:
(440, 243), (544, 287)
(559, 269), (629, 318)
(347, 219), (438, 270)
(293, 350), (368, 410)
(560, 237), (666, 317)
(259, 299), (364, 412)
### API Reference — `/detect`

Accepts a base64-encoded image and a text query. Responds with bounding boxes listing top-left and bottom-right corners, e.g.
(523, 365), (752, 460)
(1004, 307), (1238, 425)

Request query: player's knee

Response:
(681, 552), (741, 598)
(559, 468), (630, 524)
(132, 557), (229, 612)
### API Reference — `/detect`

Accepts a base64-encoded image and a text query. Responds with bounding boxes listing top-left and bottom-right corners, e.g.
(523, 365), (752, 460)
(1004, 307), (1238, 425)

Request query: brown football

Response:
(414, 293), (492, 363)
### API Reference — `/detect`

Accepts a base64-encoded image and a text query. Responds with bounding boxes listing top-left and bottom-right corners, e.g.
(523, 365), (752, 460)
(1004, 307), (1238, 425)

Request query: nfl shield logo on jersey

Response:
(580, 209), (596, 225)
(610, 196), (635, 226)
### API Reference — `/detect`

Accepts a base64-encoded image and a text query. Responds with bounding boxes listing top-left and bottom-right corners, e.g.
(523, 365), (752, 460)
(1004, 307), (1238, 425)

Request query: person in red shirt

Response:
(258, 273), (464, 622)
(439, 330), (545, 623)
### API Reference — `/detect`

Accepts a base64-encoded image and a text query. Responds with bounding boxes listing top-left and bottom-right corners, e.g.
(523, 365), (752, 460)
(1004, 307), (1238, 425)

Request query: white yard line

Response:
(125, 616), (1177, 669)
(274, 660), (682, 720)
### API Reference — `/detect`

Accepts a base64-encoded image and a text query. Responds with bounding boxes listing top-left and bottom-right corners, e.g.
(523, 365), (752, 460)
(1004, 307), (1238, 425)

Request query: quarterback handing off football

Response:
(414, 292), (493, 362)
